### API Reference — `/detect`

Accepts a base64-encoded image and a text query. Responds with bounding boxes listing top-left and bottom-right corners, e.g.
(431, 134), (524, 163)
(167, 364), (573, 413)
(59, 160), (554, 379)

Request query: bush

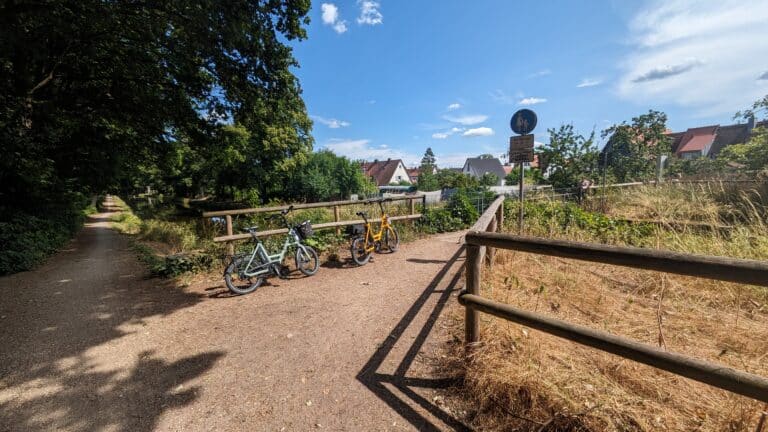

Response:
(0, 192), (91, 275)
(447, 189), (479, 225)
(418, 208), (465, 233)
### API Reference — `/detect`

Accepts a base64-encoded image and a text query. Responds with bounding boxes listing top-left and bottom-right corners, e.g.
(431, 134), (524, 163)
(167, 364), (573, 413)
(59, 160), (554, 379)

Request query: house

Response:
(504, 154), (540, 174)
(462, 157), (507, 186)
(668, 117), (766, 159)
(361, 159), (412, 186)
(406, 168), (420, 183)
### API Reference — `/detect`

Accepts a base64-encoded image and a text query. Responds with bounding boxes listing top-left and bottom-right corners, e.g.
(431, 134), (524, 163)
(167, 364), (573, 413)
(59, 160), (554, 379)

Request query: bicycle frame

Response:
(361, 202), (392, 253)
(240, 228), (306, 277)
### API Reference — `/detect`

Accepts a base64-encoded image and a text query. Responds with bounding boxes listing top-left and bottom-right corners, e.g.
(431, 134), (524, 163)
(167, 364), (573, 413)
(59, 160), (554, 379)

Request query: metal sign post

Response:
(509, 109), (537, 234)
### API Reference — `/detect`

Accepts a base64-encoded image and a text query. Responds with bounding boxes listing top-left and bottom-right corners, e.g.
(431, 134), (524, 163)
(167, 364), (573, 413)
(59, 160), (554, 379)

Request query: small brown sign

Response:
(509, 134), (534, 152)
(510, 149), (534, 163)
(509, 134), (534, 163)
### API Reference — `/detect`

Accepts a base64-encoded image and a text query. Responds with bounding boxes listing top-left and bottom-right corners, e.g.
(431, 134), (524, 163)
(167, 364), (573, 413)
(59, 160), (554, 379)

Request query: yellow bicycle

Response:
(349, 199), (399, 266)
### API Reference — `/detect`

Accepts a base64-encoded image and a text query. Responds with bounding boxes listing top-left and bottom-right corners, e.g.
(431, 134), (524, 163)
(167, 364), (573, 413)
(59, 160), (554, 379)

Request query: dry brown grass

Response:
(440, 184), (768, 431)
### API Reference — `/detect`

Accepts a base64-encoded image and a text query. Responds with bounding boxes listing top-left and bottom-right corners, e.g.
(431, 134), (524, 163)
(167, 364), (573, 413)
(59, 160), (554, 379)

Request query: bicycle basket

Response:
(346, 224), (365, 236)
(296, 220), (313, 240)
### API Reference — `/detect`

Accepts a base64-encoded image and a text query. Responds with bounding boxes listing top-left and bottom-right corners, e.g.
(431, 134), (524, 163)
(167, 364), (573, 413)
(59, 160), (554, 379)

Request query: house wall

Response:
(388, 161), (412, 184)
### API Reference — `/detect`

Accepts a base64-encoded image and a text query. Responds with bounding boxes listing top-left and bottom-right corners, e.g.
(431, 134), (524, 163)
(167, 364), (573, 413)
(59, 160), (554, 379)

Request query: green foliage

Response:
(0, 193), (91, 275)
(447, 190), (479, 225)
(504, 200), (655, 246)
(479, 172), (500, 187)
(602, 110), (670, 182)
(417, 170), (440, 191)
(418, 208), (464, 233)
(1, 0), (313, 213)
(716, 126), (768, 170)
(436, 170), (480, 189)
(285, 150), (378, 202)
(505, 167), (544, 185)
(421, 147), (437, 166)
(539, 124), (599, 189)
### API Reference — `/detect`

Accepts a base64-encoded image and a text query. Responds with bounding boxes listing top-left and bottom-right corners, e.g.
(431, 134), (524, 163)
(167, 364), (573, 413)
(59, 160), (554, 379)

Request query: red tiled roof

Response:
(361, 159), (406, 186)
(675, 125), (718, 155)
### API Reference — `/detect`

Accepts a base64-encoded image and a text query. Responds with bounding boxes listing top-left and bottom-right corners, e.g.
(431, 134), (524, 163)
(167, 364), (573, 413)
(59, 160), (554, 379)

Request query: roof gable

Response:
(465, 158), (507, 178)
(676, 125), (718, 154)
(362, 159), (407, 186)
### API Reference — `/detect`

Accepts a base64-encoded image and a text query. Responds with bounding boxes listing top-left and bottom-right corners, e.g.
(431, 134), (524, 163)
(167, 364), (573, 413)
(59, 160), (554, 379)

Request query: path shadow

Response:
(0, 217), (213, 431)
(407, 258), (449, 265)
(0, 350), (223, 432)
(357, 247), (471, 431)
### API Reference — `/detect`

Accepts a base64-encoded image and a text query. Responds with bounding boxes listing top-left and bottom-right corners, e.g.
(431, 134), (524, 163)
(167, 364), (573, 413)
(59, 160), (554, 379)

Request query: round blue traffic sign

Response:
(510, 109), (537, 135)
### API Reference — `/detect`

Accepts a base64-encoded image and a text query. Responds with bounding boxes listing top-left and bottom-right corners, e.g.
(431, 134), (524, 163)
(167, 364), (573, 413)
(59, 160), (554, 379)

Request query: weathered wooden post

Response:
(486, 215), (497, 268)
(334, 205), (341, 236)
(465, 243), (482, 346)
(409, 198), (416, 215)
(496, 201), (504, 231)
(225, 215), (234, 256)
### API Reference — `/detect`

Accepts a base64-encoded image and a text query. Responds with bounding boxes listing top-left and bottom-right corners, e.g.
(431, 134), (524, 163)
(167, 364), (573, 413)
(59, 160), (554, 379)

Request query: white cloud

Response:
(519, 97), (547, 105)
(321, 3), (348, 33)
(431, 127), (464, 139)
(528, 69), (552, 78)
(447, 103), (461, 111)
(577, 78), (603, 88)
(489, 89), (516, 105)
(357, 0), (383, 25)
(311, 115), (350, 129)
(618, 0), (768, 116)
(443, 114), (488, 125)
(463, 127), (494, 137)
(323, 139), (419, 165)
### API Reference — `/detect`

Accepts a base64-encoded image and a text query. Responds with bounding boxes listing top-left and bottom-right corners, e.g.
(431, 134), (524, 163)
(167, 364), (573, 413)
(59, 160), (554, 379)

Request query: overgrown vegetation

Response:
(443, 183), (768, 431)
(0, 193), (95, 275)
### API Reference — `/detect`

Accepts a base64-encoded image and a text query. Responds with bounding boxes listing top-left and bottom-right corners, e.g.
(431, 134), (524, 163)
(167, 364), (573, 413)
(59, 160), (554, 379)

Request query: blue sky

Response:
(290, 0), (768, 167)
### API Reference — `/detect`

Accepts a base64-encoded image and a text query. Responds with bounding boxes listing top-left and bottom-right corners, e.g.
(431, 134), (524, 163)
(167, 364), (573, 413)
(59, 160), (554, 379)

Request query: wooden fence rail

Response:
(459, 206), (768, 403)
(203, 195), (427, 254)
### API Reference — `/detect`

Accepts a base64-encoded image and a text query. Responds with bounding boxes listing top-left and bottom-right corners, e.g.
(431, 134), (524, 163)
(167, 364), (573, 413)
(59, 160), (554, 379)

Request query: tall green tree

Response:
(601, 110), (670, 182)
(417, 147), (439, 191)
(0, 0), (313, 211)
(539, 125), (599, 189)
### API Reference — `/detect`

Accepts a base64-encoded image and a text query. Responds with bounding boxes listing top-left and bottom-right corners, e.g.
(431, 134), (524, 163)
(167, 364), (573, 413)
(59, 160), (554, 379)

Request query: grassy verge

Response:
(442, 188), (768, 431)
(0, 192), (98, 275)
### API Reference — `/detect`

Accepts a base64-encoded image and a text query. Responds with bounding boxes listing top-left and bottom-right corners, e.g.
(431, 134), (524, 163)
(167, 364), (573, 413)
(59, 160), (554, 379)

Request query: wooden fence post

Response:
(334, 205), (341, 236)
(225, 215), (234, 256)
(410, 198), (416, 215)
(486, 215), (497, 268)
(465, 243), (482, 346)
(496, 202), (504, 231)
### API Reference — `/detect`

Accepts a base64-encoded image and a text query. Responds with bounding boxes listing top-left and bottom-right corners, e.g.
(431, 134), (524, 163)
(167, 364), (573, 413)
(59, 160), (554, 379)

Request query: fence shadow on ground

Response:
(357, 247), (471, 431)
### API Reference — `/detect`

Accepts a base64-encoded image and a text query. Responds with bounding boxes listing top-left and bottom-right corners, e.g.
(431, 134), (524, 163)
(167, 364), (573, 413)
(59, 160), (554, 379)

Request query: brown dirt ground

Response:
(0, 198), (471, 432)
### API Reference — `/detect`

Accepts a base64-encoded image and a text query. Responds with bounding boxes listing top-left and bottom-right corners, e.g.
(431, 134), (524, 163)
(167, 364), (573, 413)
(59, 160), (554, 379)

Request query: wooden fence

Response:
(459, 202), (768, 403)
(203, 195), (427, 254)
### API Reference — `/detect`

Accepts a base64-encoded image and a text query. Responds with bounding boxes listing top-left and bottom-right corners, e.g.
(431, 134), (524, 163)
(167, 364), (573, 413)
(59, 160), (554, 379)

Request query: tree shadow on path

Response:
(0, 212), (220, 431)
(357, 247), (472, 431)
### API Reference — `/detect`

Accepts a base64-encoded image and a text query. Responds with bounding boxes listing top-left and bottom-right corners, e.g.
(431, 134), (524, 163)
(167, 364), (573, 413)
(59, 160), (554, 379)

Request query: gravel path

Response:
(0, 198), (469, 431)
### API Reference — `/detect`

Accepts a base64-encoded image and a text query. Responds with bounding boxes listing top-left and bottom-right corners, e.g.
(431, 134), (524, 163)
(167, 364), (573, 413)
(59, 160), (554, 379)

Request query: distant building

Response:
(462, 157), (507, 186)
(668, 117), (766, 159)
(361, 159), (412, 186)
(406, 168), (420, 183)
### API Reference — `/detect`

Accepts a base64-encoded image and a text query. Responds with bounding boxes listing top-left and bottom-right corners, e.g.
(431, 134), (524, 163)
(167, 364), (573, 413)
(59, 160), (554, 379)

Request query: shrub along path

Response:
(0, 197), (470, 431)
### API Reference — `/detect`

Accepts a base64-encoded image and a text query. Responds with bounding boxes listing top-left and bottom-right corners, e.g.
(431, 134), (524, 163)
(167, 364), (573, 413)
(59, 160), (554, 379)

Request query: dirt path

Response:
(0, 198), (469, 431)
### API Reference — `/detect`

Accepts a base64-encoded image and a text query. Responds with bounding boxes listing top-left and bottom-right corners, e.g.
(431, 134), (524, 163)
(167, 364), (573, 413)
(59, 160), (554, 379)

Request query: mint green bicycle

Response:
(224, 206), (319, 295)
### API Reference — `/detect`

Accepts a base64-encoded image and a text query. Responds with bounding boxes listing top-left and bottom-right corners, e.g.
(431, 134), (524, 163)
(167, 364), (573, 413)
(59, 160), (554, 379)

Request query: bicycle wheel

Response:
(350, 236), (371, 266)
(296, 245), (319, 276)
(224, 256), (265, 295)
(384, 226), (399, 252)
